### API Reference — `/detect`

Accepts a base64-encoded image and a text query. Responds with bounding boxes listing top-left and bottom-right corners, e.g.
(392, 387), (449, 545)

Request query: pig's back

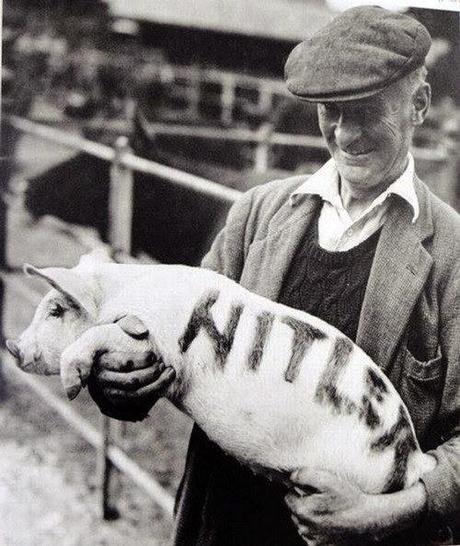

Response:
(101, 265), (436, 493)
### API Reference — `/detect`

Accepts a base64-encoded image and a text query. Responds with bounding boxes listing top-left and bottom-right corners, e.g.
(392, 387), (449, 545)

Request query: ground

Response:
(0, 129), (192, 545)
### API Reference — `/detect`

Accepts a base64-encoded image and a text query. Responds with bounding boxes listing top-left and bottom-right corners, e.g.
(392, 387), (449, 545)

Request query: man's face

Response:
(317, 83), (415, 192)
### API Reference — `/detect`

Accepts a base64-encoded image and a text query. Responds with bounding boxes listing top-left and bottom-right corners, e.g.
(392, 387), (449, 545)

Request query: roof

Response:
(106, 0), (335, 41)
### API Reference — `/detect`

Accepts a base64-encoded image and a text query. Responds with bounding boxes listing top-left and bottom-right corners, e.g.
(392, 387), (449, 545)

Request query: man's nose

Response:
(334, 118), (363, 149)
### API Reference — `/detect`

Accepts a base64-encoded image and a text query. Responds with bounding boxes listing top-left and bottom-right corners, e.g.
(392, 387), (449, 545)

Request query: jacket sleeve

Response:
(419, 262), (460, 527)
(200, 185), (260, 279)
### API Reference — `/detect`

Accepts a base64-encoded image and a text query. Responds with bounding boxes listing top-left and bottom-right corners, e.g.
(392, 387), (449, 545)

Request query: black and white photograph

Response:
(0, 0), (459, 545)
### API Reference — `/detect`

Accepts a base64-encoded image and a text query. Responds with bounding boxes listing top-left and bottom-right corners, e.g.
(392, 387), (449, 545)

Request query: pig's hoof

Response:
(65, 383), (82, 400)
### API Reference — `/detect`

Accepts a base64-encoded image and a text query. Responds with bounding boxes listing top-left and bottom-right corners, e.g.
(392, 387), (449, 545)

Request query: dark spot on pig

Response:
(321, 385), (357, 416)
(371, 405), (418, 493)
(280, 316), (325, 382)
(247, 311), (275, 371)
(370, 405), (410, 452)
(366, 368), (388, 403)
(315, 337), (354, 409)
(178, 291), (244, 369)
(359, 395), (381, 429)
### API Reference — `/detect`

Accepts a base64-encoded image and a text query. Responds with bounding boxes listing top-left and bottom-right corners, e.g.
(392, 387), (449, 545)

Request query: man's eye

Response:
(49, 304), (65, 318)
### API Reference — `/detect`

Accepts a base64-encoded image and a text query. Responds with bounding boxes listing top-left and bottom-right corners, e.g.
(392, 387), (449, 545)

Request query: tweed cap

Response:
(285, 6), (431, 102)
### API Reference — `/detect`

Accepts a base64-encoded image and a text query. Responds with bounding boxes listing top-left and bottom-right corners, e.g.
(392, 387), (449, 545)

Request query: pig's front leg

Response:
(60, 321), (155, 400)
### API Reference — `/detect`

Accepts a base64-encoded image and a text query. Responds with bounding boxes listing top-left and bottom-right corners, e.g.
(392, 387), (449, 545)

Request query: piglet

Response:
(6, 251), (435, 495)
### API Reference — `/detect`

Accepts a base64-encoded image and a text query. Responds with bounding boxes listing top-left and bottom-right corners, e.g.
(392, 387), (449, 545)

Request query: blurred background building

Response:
(2, 0), (459, 264)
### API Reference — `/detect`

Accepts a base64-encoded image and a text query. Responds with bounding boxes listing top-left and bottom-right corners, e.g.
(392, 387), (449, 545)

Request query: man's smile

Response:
(338, 149), (374, 162)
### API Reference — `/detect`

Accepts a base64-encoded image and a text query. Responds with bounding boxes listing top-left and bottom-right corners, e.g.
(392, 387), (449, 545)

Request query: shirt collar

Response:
(290, 154), (419, 223)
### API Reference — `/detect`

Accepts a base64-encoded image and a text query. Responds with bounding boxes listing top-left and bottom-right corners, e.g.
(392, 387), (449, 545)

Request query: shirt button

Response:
(346, 229), (353, 237)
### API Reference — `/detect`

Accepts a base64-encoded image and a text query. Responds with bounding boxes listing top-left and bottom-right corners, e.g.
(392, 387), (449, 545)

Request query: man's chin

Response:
(334, 163), (373, 187)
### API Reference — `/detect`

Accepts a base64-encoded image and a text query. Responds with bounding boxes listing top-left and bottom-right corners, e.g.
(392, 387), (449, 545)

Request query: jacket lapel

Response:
(240, 196), (321, 299)
(240, 176), (434, 373)
(356, 178), (434, 371)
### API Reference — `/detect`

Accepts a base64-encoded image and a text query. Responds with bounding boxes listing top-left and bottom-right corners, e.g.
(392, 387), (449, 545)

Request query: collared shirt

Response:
(290, 154), (419, 251)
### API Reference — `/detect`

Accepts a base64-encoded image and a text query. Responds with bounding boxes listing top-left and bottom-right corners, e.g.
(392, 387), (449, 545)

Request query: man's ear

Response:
(412, 82), (431, 126)
(24, 264), (97, 318)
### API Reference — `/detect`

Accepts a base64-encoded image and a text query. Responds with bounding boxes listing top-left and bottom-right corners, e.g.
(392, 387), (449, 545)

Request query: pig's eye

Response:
(49, 303), (66, 318)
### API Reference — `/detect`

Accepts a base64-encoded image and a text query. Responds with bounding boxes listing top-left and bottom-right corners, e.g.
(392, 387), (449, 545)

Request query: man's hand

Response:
(88, 350), (175, 422)
(87, 314), (176, 422)
(285, 468), (428, 545)
(285, 468), (377, 545)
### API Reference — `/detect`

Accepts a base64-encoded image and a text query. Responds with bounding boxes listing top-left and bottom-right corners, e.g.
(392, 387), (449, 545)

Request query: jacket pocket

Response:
(404, 346), (444, 384)
(398, 347), (444, 442)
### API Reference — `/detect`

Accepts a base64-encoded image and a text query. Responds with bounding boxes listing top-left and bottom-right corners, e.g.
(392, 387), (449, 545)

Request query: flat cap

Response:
(285, 6), (431, 102)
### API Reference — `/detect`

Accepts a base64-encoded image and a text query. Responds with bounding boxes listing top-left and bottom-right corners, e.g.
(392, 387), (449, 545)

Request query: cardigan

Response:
(278, 210), (381, 341)
(174, 173), (460, 544)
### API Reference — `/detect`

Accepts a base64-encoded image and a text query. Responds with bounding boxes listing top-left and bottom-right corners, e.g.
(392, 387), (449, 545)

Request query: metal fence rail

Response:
(1, 350), (175, 517)
(8, 116), (242, 204)
(10, 114), (450, 180)
(2, 114), (243, 523)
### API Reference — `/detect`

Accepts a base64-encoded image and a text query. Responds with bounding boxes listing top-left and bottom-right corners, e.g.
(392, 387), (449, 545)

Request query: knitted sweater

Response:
(278, 212), (381, 341)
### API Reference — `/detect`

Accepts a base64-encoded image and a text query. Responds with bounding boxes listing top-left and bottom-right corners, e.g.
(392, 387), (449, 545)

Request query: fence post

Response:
(254, 123), (273, 174)
(221, 76), (235, 126)
(0, 117), (16, 272)
(0, 117), (14, 357)
(187, 68), (201, 118)
(109, 136), (134, 255)
(257, 87), (273, 117)
(97, 415), (119, 519)
(98, 135), (135, 520)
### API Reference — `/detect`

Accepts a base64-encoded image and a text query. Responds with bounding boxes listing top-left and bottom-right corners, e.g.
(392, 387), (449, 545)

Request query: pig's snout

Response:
(5, 338), (42, 370)
(6, 339), (21, 359)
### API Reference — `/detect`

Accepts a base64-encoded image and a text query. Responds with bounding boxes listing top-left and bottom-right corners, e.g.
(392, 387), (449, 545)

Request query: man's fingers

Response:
(286, 490), (334, 520)
(291, 515), (324, 545)
(286, 492), (318, 521)
(95, 362), (167, 391)
(97, 350), (158, 372)
(102, 367), (176, 402)
(290, 468), (335, 492)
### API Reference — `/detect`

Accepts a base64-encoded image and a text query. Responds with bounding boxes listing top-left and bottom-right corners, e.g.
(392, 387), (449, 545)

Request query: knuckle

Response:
(126, 376), (140, 389)
(104, 388), (125, 400)
(98, 352), (119, 367)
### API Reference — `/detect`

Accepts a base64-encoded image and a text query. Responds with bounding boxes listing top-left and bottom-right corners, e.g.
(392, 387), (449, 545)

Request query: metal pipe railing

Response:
(10, 115), (449, 184)
(1, 348), (175, 517)
(7, 116), (242, 204)
(3, 113), (243, 522)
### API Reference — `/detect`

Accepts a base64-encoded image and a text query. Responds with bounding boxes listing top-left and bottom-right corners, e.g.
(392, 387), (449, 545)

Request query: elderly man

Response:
(88, 6), (459, 546)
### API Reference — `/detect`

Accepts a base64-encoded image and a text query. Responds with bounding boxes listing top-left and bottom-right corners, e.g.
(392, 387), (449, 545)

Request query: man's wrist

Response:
(369, 481), (428, 541)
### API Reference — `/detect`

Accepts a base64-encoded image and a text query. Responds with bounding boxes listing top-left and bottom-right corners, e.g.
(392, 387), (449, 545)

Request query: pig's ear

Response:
(24, 264), (97, 318)
(77, 249), (113, 268)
